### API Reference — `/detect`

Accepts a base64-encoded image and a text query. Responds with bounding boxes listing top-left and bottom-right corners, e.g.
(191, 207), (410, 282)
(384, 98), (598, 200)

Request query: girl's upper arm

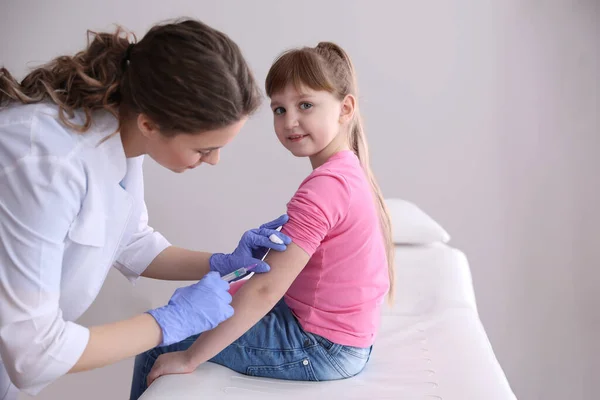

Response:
(245, 242), (310, 302)
(281, 172), (351, 256)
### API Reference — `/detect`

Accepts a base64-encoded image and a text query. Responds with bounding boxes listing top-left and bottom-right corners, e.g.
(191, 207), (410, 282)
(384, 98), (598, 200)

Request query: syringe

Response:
(221, 226), (284, 282)
(221, 264), (258, 282)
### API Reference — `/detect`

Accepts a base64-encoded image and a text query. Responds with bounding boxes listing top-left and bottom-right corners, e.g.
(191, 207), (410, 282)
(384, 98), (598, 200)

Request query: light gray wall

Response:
(1, 1), (597, 399)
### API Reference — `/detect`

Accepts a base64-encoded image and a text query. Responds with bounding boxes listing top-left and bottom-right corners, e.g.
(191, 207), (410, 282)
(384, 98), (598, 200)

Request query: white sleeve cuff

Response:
(114, 231), (171, 284)
(17, 322), (89, 396)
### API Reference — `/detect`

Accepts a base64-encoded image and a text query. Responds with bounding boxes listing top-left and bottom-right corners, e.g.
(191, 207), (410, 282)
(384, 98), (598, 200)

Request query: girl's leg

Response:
(208, 299), (319, 380)
(206, 300), (373, 382)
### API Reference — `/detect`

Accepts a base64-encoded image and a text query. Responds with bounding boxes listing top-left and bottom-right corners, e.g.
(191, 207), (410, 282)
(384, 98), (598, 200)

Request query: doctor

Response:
(0, 18), (291, 399)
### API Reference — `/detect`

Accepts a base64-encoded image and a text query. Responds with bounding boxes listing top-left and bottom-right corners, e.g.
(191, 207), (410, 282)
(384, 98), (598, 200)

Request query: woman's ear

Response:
(339, 94), (356, 124)
(137, 114), (161, 140)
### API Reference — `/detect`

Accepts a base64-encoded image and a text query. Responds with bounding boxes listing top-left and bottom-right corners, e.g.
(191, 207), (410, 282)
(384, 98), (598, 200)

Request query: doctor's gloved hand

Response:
(209, 214), (292, 277)
(147, 272), (233, 347)
(251, 214), (292, 260)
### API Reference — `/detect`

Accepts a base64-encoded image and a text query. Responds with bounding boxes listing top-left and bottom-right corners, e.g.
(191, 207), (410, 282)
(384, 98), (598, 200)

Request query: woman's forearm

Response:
(141, 246), (212, 281)
(69, 313), (162, 373)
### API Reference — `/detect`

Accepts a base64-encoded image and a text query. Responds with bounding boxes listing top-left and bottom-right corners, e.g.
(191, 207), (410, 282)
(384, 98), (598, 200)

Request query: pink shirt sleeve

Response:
(282, 171), (351, 257)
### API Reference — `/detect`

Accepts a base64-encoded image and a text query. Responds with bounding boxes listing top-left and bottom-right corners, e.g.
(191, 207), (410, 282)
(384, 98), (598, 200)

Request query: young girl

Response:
(130, 41), (395, 399)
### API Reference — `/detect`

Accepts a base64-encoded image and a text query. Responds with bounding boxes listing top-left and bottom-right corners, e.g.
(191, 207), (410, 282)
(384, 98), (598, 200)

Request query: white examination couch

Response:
(141, 199), (517, 400)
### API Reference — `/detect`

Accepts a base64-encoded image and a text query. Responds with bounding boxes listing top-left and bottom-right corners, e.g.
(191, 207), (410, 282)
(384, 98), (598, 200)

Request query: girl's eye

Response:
(198, 150), (212, 157)
(273, 107), (285, 115)
(300, 102), (313, 110)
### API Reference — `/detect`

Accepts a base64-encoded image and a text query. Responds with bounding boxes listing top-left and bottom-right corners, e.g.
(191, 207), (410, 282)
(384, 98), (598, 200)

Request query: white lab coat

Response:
(0, 102), (171, 395)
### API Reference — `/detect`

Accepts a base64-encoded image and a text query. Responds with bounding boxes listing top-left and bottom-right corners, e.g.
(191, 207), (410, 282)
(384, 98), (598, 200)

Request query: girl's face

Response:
(270, 84), (353, 168)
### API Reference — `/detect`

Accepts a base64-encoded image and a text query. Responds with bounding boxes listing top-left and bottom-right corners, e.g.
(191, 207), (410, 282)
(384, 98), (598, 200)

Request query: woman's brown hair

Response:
(0, 18), (261, 135)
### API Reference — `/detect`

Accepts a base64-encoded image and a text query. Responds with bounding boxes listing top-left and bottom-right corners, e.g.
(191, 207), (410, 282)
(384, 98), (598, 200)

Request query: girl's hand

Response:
(147, 351), (196, 387)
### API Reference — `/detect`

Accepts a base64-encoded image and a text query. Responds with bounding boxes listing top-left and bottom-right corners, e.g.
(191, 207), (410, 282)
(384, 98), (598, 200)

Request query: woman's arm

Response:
(140, 214), (291, 281)
(182, 243), (310, 367)
(72, 270), (233, 374)
(69, 313), (162, 373)
(140, 246), (212, 281)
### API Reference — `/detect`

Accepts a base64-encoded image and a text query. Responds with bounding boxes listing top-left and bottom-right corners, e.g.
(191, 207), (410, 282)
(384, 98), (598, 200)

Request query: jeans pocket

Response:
(313, 334), (337, 352)
(313, 336), (372, 379)
(340, 345), (372, 360)
(246, 358), (317, 381)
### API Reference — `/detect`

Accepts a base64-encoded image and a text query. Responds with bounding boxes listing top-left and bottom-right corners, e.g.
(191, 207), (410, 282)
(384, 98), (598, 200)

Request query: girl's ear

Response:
(339, 94), (356, 124)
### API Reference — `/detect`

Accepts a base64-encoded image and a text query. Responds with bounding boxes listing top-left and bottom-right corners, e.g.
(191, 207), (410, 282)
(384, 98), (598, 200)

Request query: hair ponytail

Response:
(350, 112), (396, 304)
(0, 27), (134, 132)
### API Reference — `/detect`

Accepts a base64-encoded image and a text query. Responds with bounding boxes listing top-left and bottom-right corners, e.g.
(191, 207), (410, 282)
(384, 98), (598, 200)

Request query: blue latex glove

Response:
(251, 214), (292, 260)
(147, 271), (233, 347)
(209, 214), (292, 277)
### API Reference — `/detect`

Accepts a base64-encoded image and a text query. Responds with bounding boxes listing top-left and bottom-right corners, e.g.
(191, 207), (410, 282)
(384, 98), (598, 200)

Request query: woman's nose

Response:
(203, 149), (220, 166)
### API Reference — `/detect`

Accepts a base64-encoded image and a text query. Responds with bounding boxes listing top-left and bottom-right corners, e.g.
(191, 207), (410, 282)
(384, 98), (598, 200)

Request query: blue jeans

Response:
(130, 299), (372, 400)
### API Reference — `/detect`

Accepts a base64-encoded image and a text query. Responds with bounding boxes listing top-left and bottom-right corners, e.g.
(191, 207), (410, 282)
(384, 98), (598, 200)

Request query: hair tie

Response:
(122, 43), (135, 70)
